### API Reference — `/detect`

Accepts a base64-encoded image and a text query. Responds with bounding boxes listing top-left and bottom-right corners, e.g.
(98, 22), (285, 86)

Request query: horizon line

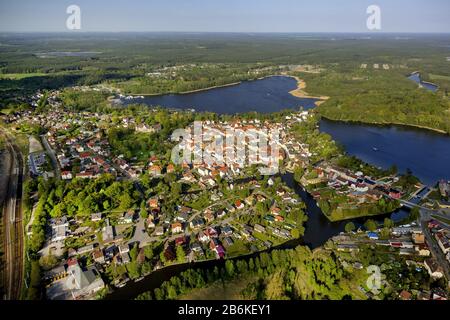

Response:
(1, 30), (450, 35)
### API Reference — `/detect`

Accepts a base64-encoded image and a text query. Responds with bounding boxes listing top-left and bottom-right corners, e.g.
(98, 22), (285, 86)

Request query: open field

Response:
(178, 276), (256, 300)
(429, 74), (450, 81)
(28, 136), (43, 153)
(0, 73), (47, 80)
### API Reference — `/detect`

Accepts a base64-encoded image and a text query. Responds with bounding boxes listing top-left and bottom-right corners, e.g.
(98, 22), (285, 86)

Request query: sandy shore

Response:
(286, 75), (330, 106)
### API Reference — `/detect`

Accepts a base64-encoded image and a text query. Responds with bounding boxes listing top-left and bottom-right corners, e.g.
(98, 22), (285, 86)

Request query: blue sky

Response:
(0, 0), (449, 33)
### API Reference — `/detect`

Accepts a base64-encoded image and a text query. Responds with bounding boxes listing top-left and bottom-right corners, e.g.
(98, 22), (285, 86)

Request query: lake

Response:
(108, 74), (450, 299)
(319, 118), (450, 185)
(120, 76), (318, 114)
(408, 72), (439, 92)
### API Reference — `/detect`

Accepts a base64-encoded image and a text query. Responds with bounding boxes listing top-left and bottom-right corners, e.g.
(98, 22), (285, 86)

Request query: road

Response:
(1, 133), (25, 300)
(40, 135), (60, 180)
(420, 218), (450, 280)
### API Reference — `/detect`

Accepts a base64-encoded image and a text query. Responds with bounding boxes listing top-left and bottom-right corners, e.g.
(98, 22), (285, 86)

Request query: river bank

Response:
(319, 115), (449, 136)
(106, 170), (412, 300)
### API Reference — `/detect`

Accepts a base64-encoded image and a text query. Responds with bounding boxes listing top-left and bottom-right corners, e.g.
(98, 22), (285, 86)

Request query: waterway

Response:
(107, 75), (450, 299)
(107, 172), (411, 300)
(119, 76), (318, 114)
(319, 119), (450, 186)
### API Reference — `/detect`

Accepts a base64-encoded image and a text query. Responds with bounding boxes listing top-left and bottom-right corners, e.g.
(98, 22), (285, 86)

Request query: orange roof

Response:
(171, 222), (182, 228)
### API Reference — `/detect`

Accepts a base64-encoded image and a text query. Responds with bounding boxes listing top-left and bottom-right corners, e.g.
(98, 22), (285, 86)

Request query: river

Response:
(107, 75), (450, 299)
(107, 171), (411, 300)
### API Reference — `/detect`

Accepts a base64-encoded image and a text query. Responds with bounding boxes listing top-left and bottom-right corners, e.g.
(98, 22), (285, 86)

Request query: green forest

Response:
(297, 69), (450, 134)
(136, 246), (364, 300)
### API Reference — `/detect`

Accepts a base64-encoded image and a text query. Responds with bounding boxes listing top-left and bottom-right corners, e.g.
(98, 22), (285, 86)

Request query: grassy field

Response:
(178, 276), (256, 300)
(0, 73), (47, 80)
(429, 74), (450, 81)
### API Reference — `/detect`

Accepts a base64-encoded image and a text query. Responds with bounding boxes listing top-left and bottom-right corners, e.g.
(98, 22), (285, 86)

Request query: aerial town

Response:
(1, 88), (449, 300)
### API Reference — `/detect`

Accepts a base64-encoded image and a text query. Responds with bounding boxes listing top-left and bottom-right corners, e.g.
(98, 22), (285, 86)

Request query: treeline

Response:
(290, 114), (340, 162)
(297, 70), (450, 134)
(59, 89), (110, 112)
(24, 175), (140, 252)
(136, 246), (360, 300)
(46, 174), (139, 219)
(116, 64), (278, 95)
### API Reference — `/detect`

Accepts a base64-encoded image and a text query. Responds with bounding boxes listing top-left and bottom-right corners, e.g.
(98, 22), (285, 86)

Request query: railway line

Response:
(1, 133), (25, 300)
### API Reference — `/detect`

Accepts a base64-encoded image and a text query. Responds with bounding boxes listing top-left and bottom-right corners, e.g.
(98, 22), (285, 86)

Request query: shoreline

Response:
(285, 74), (330, 106)
(124, 79), (264, 97)
(106, 228), (304, 299)
(117, 74), (447, 135)
(319, 115), (449, 135)
(408, 71), (440, 90)
(119, 74), (327, 104)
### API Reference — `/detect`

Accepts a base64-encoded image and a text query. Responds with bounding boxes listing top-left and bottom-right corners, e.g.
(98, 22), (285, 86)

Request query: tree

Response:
(167, 285), (177, 300)
(389, 165), (398, 175)
(410, 207), (420, 221)
(383, 218), (394, 228)
(291, 228), (300, 239)
(344, 222), (356, 233)
(154, 288), (164, 300)
(118, 193), (133, 210)
(364, 219), (378, 231)
(126, 261), (141, 279)
(103, 200), (110, 210)
(144, 246), (154, 260)
(225, 260), (235, 278)
(294, 167), (304, 182)
(176, 246), (186, 263)
(39, 254), (58, 270)
(27, 260), (41, 300)
(130, 243), (139, 261)
(140, 200), (148, 219)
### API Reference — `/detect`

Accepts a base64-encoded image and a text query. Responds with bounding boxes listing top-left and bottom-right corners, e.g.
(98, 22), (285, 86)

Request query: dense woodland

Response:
(300, 69), (450, 134)
(136, 246), (361, 300)
(2, 33), (450, 300)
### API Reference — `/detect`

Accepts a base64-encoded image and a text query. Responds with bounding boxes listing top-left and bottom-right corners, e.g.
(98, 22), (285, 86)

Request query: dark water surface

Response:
(319, 118), (450, 185)
(407, 72), (439, 92)
(121, 76), (318, 114)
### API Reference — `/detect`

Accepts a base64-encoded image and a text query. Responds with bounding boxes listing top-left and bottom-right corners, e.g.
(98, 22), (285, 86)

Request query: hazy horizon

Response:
(0, 0), (449, 33)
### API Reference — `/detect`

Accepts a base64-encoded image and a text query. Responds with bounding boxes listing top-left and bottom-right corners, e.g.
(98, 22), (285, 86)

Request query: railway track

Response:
(2, 133), (24, 300)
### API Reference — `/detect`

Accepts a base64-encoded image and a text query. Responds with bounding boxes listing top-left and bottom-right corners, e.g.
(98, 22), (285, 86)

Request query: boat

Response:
(115, 282), (127, 288)
(134, 276), (144, 282)
(372, 147), (378, 152)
